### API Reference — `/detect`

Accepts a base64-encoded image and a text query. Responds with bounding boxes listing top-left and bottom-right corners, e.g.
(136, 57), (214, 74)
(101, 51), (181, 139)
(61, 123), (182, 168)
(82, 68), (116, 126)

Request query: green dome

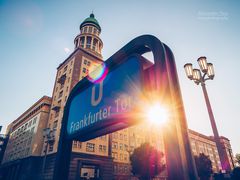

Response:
(80, 13), (101, 31)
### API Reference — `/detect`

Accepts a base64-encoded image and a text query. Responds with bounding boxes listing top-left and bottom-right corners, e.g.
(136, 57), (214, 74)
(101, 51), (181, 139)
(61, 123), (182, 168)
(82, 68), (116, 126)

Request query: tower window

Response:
(93, 28), (97, 35)
(83, 27), (87, 33)
(93, 39), (98, 51)
(80, 37), (85, 48)
(86, 36), (91, 49)
(89, 27), (92, 33)
(75, 39), (79, 48)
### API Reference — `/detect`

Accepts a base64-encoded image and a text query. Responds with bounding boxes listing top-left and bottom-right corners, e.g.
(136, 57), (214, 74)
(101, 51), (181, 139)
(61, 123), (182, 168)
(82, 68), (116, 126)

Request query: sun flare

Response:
(146, 103), (169, 125)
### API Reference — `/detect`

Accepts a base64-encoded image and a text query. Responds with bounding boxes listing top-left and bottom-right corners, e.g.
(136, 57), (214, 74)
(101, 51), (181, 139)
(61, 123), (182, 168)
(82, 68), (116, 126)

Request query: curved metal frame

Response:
(53, 35), (198, 180)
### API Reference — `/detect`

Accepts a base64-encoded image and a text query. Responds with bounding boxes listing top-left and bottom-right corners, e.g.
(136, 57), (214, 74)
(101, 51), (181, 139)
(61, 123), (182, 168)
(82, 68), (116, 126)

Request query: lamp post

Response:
(42, 128), (56, 178)
(184, 57), (231, 172)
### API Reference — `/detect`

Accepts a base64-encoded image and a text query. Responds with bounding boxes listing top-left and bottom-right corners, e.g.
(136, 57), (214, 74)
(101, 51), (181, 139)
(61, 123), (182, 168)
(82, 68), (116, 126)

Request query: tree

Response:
(194, 153), (213, 180)
(231, 167), (240, 180)
(130, 143), (165, 180)
(235, 153), (240, 166)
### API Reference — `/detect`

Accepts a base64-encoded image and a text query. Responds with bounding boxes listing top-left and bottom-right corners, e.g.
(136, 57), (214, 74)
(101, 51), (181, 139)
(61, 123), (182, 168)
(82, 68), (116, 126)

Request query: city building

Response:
(188, 129), (235, 173)
(219, 136), (235, 170)
(0, 13), (235, 180)
(0, 126), (9, 164)
(43, 13), (113, 180)
(0, 96), (51, 179)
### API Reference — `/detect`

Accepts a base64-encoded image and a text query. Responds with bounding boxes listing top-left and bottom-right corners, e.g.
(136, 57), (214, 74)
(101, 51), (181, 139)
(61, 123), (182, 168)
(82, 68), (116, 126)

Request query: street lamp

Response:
(42, 128), (56, 178)
(184, 57), (231, 172)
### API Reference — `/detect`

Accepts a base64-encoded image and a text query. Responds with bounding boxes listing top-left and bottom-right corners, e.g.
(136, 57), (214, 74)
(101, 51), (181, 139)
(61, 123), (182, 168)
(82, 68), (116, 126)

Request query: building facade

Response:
(0, 128), (9, 164)
(188, 129), (235, 173)
(2, 96), (52, 164)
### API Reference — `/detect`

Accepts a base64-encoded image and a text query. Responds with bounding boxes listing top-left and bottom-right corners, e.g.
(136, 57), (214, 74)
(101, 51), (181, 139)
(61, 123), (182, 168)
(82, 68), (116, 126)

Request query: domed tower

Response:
(74, 13), (103, 59)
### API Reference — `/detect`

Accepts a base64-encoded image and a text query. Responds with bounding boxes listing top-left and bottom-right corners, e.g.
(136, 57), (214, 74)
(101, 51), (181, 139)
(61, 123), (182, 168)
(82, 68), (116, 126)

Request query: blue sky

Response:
(0, 0), (240, 154)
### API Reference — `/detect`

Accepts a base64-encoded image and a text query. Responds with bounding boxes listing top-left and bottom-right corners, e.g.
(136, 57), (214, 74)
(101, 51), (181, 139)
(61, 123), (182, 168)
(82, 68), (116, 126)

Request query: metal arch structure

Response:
(53, 35), (198, 180)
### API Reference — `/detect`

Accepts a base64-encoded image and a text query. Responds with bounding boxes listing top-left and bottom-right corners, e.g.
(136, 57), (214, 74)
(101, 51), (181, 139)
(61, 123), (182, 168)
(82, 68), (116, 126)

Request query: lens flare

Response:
(87, 63), (108, 83)
(146, 103), (169, 125)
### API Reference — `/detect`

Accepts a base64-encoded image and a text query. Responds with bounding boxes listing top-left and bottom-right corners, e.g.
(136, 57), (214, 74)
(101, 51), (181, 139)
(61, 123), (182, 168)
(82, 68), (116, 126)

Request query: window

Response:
(99, 145), (106, 152)
(113, 133), (118, 139)
(124, 154), (127, 161)
(119, 143), (123, 150)
(120, 154), (123, 161)
(112, 142), (118, 149)
(48, 144), (53, 152)
(114, 165), (118, 173)
(60, 83), (64, 89)
(84, 59), (88, 65)
(87, 61), (91, 66)
(124, 166), (128, 173)
(99, 145), (103, 152)
(86, 36), (91, 49)
(53, 121), (58, 129)
(73, 141), (77, 148)
(119, 134), (123, 140)
(75, 39), (79, 48)
(77, 141), (82, 148)
(93, 39), (98, 51)
(86, 143), (95, 152)
(82, 68), (88, 74)
(80, 37), (85, 48)
(124, 144), (128, 151)
(28, 121), (32, 127)
(64, 65), (68, 72)
(83, 26), (87, 33)
(93, 28), (97, 35)
(59, 91), (63, 98)
(55, 111), (59, 118)
(89, 27), (92, 33)
(33, 117), (37, 124)
(112, 152), (118, 160)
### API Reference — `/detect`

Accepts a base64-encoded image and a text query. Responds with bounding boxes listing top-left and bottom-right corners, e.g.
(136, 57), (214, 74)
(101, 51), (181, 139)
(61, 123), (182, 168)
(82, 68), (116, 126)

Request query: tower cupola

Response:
(74, 13), (103, 59)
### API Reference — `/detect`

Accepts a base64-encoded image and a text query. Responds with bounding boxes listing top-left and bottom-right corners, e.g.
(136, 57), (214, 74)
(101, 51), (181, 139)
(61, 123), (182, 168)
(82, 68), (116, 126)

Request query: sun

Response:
(146, 103), (169, 125)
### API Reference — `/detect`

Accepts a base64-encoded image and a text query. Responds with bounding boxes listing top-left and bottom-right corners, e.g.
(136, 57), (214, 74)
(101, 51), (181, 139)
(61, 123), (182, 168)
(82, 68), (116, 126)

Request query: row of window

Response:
(113, 165), (129, 174)
(58, 59), (74, 77)
(11, 117), (37, 138)
(73, 141), (107, 153)
(112, 133), (128, 141)
(75, 36), (101, 53)
(112, 152), (128, 161)
(112, 141), (128, 151)
(81, 26), (99, 36)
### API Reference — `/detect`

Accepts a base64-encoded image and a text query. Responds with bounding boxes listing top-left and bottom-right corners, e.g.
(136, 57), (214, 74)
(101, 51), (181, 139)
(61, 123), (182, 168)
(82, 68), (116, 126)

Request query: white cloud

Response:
(64, 47), (70, 53)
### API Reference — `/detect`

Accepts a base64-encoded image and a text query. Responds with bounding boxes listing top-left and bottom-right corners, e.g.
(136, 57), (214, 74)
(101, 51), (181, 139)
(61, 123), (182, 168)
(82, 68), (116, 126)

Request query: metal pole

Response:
(201, 82), (230, 171)
(41, 142), (48, 179)
(108, 133), (112, 157)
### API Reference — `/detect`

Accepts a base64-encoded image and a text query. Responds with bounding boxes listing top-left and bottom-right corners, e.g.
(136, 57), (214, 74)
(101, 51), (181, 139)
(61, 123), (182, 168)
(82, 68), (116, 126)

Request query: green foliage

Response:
(194, 153), (213, 180)
(235, 153), (240, 166)
(130, 143), (165, 180)
(232, 167), (240, 180)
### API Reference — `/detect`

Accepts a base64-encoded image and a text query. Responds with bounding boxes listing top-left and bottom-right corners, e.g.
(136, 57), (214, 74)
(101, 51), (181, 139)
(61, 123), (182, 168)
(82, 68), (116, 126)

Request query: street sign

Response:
(54, 35), (198, 180)
(66, 55), (144, 140)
